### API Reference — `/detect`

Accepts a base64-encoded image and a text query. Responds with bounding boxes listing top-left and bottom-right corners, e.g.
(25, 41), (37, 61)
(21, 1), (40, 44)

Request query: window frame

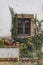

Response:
(17, 18), (31, 35)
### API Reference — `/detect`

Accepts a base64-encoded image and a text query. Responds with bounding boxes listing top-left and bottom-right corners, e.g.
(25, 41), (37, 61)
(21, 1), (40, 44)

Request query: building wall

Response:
(17, 14), (34, 19)
(31, 18), (35, 36)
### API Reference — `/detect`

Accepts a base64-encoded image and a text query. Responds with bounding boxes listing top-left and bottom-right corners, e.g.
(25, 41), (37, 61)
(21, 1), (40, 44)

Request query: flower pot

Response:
(15, 42), (19, 47)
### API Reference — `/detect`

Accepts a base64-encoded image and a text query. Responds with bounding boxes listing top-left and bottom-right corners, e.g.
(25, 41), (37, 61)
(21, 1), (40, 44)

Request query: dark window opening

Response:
(17, 18), (31, 35)
(18, 22), (23, 28)
(17, 28), (23, 34)
(25, 28), (30, 34)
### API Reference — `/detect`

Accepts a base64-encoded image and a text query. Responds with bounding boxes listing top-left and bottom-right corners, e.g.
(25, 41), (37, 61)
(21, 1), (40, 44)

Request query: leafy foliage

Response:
(9, 7), (18, 42)
(17, 38), (28, 43)
(0, 38), (6, 47)
(20, 34), (43, 58)
(34, 14), (43, 35)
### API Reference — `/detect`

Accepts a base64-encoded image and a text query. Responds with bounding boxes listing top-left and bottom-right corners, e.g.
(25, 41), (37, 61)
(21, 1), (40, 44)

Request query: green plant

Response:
(17, 38), (28, 43)
(0, 38), (6, 47)
(9, 6), (18, 42)
(34, 14), (43, 35)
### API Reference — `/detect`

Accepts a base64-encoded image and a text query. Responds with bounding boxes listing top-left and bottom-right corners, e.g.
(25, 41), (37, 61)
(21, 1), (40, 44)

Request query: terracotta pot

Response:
(15, 42), (19, 47)
(7, 41), (12, 46)
(13, 43), (15, 46)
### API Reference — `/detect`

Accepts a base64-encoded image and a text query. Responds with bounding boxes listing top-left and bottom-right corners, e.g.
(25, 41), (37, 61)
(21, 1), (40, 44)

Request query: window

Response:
(25, 19), (31, 35)
(25, 28), (30, 34)
(17, 19), (23, 34)
(17, 28), (23, 34)
(17, 18), (31, 35)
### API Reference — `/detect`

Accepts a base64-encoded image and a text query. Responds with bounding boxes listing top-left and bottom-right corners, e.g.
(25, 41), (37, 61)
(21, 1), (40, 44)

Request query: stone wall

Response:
(0, 47), (19, 61)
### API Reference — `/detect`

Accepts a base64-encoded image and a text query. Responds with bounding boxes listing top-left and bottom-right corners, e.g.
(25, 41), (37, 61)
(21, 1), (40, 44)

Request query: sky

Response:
(0, 0), (43, 37)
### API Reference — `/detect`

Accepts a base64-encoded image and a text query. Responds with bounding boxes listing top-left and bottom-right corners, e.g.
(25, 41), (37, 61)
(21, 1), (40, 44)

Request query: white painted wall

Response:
(0, 48), (19, 58)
